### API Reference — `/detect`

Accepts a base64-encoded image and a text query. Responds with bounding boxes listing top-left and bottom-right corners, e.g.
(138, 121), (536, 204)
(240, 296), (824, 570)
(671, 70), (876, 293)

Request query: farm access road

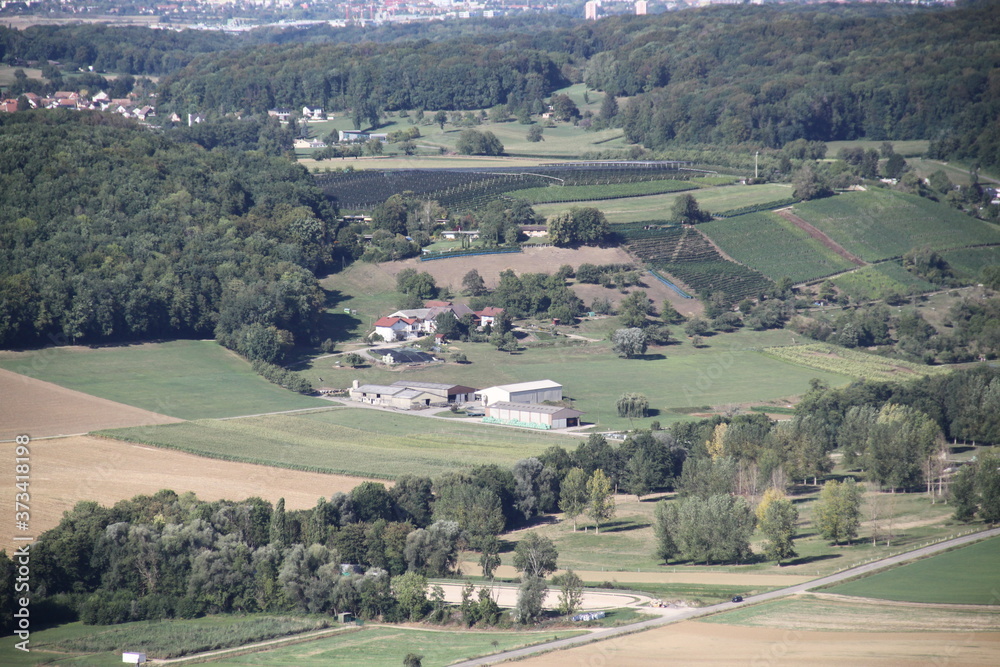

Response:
(450, 526), (1000, 667)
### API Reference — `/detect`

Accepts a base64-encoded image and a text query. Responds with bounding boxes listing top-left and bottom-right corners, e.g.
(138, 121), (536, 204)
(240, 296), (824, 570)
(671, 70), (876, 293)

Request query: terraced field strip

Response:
(775, 208), (865, 266)
(763, 343), (949, 382)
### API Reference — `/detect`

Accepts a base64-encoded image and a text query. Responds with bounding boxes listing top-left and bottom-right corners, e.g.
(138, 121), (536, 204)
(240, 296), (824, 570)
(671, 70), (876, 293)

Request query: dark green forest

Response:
(138, 4), (1000, 167)
(0, 113), (341, 356)
(157, 41), (568, 119)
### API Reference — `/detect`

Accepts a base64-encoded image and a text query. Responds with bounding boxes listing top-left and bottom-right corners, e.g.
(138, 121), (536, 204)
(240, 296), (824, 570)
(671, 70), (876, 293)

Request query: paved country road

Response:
(450, 527), (1000, 667)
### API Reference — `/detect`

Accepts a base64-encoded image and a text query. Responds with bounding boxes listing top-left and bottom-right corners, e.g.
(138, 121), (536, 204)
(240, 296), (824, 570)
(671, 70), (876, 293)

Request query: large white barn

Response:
(477, 380), (562, 406)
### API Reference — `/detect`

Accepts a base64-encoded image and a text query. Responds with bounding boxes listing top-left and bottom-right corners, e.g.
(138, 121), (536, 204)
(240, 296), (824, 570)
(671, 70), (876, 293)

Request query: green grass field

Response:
(825, 140), (929, 158)
(0, 618), (580, 667)
(295, 91), (628, 163)
(0, 616), (330, 666)
(824, 536), (1000, 604)
(0, 65), (46, 87)
(506, 179), (697, 204)
(100, 408), (580, 479)
(832, 261), (938, 301)
(204, 626), (583, 666)
(0, 341), (328, 420)
(700, 212), (856, 282)
(318, 263), (399, 344)
(533, 184), (795, 224)
(302, 329), (851, 431)
(791, 190), (1000, 262)
(705, 595), (1000, 632)
(762, 344), (948, 382)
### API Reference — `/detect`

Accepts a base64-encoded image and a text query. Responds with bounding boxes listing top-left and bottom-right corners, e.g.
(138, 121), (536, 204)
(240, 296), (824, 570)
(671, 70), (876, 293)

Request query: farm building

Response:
(475, 307), (505, 327)
(376, 302), (476, 341)
(520, 225), (548, 238)
(349, 381), (440, 409)
(390, 380), (477, 403)
(339, 130), (388, 143)
(374, 316), (422, 342)
(477, 380), (562, 406)
(484, 401), (583, 429)
(371, 348), (438, 365)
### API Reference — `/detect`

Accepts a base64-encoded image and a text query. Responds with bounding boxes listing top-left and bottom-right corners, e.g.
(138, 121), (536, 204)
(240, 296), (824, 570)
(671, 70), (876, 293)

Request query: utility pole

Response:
(755, 151), (759, 181)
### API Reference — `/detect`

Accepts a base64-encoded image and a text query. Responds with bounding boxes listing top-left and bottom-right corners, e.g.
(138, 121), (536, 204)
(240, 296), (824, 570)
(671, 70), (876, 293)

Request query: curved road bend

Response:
(452, 527), (1000, 667)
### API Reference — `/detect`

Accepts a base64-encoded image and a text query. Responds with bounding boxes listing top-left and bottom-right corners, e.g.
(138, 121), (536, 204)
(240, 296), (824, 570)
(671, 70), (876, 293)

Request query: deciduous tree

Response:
(586, 469), (616, 534)
(816, 479), (862, 545)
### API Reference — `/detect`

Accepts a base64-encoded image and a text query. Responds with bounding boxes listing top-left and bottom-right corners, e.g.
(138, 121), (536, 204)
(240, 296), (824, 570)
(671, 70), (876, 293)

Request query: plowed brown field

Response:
(0, 368), (183, 440)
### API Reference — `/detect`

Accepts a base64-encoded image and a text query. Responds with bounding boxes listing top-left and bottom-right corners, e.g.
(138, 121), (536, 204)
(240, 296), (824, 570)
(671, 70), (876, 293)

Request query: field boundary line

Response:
(775, 207), (866, 266)
(215, 405), (341, 420)
(150, 625), (362, 665)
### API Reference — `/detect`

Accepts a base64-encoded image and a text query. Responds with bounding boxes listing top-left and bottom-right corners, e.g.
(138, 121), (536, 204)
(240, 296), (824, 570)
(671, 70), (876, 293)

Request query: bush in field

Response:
(456, 129), (504, 156)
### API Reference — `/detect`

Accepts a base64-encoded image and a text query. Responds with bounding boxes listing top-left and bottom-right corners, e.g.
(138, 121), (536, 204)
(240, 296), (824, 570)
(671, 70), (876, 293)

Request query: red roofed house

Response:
(0, 99), (19, 113)
(475, 307), (505, 327)
(374, 316), (421, 342)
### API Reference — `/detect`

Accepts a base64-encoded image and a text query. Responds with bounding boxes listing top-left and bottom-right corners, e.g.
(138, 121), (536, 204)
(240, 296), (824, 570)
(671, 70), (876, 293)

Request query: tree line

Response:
(1, 451), (607, 630)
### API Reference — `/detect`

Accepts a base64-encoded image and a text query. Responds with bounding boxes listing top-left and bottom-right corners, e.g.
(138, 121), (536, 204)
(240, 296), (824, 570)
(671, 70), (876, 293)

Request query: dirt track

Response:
(461, 563), (812, 588)
(0, 368), (183, 440)
(0, 434), (378, 550)
(776, 208), (865, 266)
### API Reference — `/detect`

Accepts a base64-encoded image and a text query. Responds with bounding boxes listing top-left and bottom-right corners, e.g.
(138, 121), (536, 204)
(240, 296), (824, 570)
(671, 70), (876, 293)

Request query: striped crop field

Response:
(762, 343), (949, 382)
(791, 190), (1000, 261)
(533, 183), (795, 224)
(99, 408), (577, 479)
(700, 211), (856, 282)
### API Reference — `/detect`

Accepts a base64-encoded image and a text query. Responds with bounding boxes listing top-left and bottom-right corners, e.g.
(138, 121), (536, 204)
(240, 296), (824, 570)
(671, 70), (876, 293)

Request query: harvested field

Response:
(0, 368), (183, 441)
(514, 620), (1000, 666)
(380, 245), (703, 317)
(0, 435), (378, 549)
(704, 595), (1000, 633)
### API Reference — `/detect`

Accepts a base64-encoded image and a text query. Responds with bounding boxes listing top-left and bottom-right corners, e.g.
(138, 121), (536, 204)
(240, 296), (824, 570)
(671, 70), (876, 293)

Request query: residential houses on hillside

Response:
(373, 301), (504, 342)
(0, 90), (158, 120)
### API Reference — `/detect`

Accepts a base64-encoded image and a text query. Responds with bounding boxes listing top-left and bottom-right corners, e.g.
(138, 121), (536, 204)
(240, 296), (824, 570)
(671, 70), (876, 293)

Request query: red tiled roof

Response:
(476, 307), (505, 317)
(374, 316), (418, 327)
